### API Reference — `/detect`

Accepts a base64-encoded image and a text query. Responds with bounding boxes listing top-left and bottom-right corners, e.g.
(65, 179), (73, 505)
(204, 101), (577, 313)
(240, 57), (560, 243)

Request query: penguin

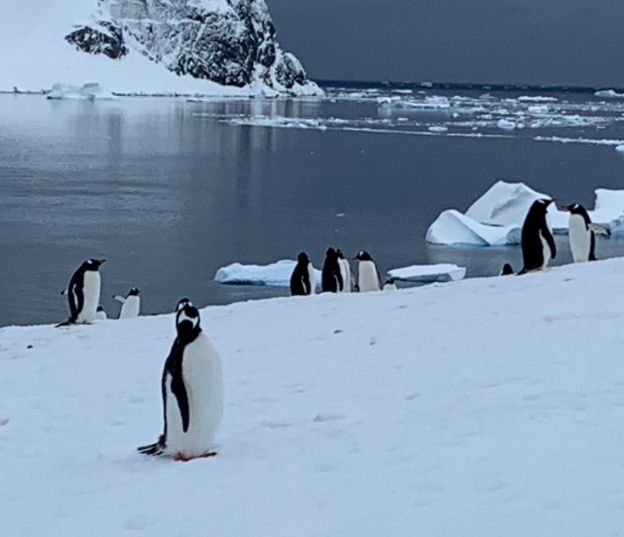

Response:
(336, 249), (352, 293)
(322, 248), (343, 293)
(500, 263), (514, 276)
(520, 199), (556, 273)
(138, 300), (224, 461)
(290, 252), (315, 296)
(383, 278), (397, 291)
(114, 288), (141, 319)
(95, 305), (107, 320)
(354, 251), (382, 292)
(57, 258), (106, 326)
(561, 203), (611, 263)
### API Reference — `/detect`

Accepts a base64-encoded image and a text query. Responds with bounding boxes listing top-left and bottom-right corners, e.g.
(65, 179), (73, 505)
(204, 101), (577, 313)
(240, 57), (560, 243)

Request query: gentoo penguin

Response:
(95, 305), (107, 320)
(520, 199), (556, 273)
(354, 251), (382, 292)
(562, 203), (611, 263)
(383, 278), (397, 291)
(336, 249), (352, 293)
(500, 263), (514, 276)
(57, 258), (106, 326)
(290, 252), (315, 296)
(114, 288), (141, 319)
(322, 248), (343, 293)
(138, 300), (224, 461)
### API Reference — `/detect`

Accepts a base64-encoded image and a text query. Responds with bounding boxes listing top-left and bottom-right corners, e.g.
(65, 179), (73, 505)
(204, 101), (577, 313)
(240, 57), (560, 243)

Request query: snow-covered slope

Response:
(0, 0), (321, 96)
(3, 258), (624, 535)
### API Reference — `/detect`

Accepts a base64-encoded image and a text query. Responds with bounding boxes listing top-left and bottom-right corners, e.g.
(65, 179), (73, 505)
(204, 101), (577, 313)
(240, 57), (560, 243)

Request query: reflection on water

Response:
(1, 93), (624, 326)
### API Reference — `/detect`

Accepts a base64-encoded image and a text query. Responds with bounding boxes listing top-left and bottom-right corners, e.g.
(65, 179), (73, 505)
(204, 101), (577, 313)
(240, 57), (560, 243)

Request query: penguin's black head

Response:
(97, 305), (105, 312)
(297, 252), (310, 264)
(176, 303), (201, 339)
(354, 251), (373, 261)
(84, 258), (106, 270)
(385, 277), (395, 284)
(501, 263), (514, 276)
(175, 298), (191, 313)
(128, 288), (140, 296)
(536, 198), (555, 209)
(336, 249), (345, 259)
(326, 247), (336, 257)
(561, 203), (583, 214)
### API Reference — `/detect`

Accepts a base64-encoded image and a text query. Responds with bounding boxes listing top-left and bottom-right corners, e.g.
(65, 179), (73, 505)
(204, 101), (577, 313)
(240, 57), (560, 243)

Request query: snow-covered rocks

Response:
(1, 0), (321, 96)
(214, 260), (322, 287)
(46, 82), (115, 100)
(387, 263), (466, 283)
(427, 180), (624, 247)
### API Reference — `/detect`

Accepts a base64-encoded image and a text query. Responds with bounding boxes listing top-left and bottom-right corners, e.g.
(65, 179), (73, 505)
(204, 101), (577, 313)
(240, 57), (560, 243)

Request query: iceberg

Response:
(426, 209), (520, 247)
(387, 264), (466, 283)
(427, 180), (624, 247)
(215, 260), (321, 288)
(46, 82), (116, 100)
(594, 90), (624, 99)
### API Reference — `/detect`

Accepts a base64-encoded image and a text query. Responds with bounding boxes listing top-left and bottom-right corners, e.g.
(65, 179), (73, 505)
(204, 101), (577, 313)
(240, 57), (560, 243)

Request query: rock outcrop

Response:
(65, 0), (321, 95)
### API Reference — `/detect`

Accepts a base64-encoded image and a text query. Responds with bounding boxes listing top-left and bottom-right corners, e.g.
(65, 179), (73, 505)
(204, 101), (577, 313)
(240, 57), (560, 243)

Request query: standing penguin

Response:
(138, 300), (224, 461)
(114, 288), (141, 319)
(322, 248), (343, 293)
(520, 199), (556, 273)
(290, 252), (316, 296)
(336, 249), (352, 293)
(562, 203), (611, 263)
(354, 251), (382, 292)
(383, 278), (397, 291)
(95, 306), (108, 320)
(57, 258), (106, 326)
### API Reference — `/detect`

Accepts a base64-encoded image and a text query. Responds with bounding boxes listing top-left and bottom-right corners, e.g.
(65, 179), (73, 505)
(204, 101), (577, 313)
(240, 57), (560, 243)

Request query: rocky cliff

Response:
(64, 0), (321, 95)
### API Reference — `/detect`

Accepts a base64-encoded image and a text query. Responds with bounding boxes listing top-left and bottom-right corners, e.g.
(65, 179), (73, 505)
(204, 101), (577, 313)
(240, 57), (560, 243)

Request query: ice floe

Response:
(214, 260), (322, 287)
(46, 83), (116, 100)
(387, 264), (466, 283)
(594, 89), (624, 99)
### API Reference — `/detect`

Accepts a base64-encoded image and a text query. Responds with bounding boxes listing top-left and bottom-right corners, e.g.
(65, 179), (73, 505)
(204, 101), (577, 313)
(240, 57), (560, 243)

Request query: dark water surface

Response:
(2, 90), (624, 326)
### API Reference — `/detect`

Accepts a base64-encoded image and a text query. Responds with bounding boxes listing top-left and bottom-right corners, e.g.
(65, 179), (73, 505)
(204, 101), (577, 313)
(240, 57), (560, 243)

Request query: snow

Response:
(46, 82), (116, 100)
(4, 258), (624, 535)
(387, 263), (466, 283)
(427, 180), (624, 246)
(214, 260), (322, 287)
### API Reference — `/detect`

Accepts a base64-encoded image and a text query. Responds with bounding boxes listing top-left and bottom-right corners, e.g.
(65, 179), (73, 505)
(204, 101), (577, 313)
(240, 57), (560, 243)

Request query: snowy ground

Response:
(3, 258), (624, 535)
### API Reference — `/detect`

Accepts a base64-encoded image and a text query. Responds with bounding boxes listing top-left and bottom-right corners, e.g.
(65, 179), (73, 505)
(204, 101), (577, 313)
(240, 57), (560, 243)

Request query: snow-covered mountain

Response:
(0, 0), (321, 96)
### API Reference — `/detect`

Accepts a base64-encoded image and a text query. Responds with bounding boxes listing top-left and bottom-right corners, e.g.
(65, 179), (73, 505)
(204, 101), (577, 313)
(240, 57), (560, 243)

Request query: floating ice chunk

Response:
(590, 189), (624, 227)
(387, 264), (466, 283)
(428, 125), (448, 133)
(466, 180), (568, 231)
(517, 95), (558, 102)
(214, 260), (321, 287)
(426, 209), (520, 246)
(497, 119), (516, 130)
(46, 83), (116, 101)
(594, 89), (624, 99)
(615, 145), (624, 153)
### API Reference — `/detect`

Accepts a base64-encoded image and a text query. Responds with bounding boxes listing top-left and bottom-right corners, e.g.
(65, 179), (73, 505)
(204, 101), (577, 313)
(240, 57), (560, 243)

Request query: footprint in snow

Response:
(123, 514), (159, 531)
(261, 420), (296, 429)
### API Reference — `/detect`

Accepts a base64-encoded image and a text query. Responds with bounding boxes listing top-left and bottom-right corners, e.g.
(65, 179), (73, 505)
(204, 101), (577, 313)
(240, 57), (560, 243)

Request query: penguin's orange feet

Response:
(173, 451), (217, 462)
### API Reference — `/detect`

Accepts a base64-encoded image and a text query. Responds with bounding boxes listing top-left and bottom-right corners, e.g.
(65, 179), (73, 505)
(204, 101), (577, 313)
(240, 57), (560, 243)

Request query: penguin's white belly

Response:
(307, 263), (316, 295)
(77, 272), (100, 323)
(569, 214), (591, 263)
(539, 231), (551, 269)
(165, 334), (224, 458)
(358, 261), (380, 292)
(339, 259), (351, 293)
(119, 296), (140, 319)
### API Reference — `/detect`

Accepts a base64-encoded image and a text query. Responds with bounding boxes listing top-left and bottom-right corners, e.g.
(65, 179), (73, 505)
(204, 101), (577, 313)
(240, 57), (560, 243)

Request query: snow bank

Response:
(427, 180), (624, 246)
(387, 263), (466, 283)
(214, 260), (321, 287)
(46, 82), (115, 100)
(4, 259), (624, 535)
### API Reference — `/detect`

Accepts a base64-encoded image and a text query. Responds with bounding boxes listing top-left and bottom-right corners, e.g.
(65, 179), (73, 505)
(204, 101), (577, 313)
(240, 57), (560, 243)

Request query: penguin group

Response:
(290, 248), (384, 295)
(504, 198), (611, 275)
(58, 259), (141, 326)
